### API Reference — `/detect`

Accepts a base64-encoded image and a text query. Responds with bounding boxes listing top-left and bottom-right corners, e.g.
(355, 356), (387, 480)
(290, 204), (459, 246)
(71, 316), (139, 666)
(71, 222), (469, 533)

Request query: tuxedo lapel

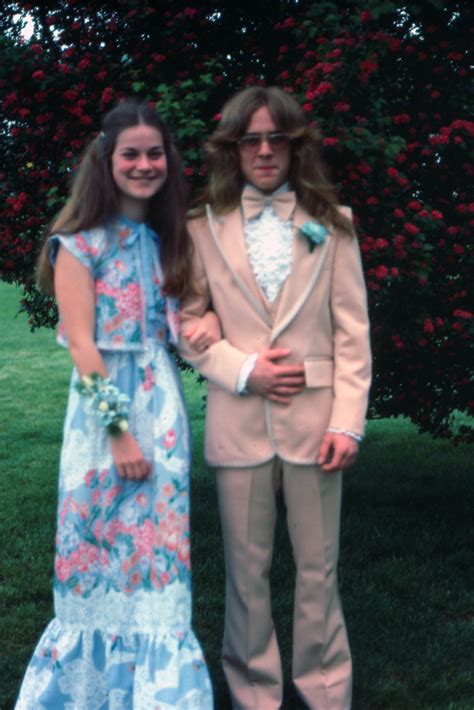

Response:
(271, 205), (331, 343)
(206, 205), (273, 326)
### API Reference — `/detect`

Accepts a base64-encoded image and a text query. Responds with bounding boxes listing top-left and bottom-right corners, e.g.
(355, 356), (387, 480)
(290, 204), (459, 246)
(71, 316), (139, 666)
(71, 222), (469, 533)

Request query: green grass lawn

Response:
(1, 281), (473, 709)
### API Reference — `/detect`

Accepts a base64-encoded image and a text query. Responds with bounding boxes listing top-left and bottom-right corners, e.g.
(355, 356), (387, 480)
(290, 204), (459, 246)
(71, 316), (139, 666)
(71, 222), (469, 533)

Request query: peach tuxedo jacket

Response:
(179, 202), (372, 468)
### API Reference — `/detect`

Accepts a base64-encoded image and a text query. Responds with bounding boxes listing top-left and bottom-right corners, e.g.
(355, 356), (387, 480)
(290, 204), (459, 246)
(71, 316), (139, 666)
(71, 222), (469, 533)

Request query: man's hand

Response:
(246, 348), (305, 405)
(318, 431), (359, 472)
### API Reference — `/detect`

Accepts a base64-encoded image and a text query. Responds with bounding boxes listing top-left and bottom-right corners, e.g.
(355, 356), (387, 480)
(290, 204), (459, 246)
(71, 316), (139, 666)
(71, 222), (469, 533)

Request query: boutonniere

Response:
(299, 221), (329, 252)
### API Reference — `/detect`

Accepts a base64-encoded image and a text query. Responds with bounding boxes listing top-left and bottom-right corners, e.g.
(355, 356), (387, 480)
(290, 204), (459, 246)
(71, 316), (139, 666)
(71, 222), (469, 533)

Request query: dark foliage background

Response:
(1, 0), (473, 441)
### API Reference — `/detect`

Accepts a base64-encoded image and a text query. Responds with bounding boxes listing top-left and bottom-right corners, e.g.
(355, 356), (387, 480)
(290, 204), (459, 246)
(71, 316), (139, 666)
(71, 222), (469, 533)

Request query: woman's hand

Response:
(182, 311), (222, 352)
(109, 432), (151, 480)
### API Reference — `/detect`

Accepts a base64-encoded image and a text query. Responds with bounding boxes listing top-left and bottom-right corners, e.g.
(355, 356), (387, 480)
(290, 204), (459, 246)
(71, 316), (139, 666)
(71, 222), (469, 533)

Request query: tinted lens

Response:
(268, 133), (289, 148)
(239, 135), (262, 150)
(238, 133), (290, 152)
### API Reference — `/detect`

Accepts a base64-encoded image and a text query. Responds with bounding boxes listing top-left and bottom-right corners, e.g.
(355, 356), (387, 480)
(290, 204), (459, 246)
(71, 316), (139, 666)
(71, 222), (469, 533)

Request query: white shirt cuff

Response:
(326, 427), (364, 443)
(236, 353), (258, 394)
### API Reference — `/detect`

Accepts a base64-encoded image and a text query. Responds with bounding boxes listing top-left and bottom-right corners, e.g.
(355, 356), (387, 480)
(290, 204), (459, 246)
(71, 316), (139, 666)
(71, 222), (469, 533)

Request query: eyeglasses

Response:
(237, 132), (291, 153)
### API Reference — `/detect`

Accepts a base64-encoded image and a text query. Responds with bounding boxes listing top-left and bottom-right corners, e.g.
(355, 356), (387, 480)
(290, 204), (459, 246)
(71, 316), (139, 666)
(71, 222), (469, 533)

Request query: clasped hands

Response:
(247, 348), (358, 472)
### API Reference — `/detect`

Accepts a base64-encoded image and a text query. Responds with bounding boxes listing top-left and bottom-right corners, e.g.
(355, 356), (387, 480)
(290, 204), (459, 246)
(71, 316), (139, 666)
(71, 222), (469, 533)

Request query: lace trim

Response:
(244, 205), (293, 303)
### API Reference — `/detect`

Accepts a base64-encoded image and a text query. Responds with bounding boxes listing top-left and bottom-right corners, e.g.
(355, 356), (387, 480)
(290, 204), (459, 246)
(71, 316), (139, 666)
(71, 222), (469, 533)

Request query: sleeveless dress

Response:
(15, 218), (213, 709)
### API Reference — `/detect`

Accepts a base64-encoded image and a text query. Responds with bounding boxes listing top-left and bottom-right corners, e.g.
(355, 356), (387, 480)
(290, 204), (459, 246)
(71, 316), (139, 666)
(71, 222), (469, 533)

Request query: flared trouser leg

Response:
(216, 460), (283, 710)
(283, 462), (352, 710)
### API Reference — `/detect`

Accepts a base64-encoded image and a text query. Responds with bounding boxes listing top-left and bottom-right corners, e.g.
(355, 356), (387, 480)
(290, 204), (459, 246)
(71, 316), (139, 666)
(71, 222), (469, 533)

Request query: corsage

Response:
(75, 373), (130, 437)
(299, 221), (329, 252)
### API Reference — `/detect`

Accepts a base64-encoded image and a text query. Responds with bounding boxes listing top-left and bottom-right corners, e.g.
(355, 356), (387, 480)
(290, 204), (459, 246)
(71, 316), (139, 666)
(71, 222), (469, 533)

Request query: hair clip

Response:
(99, 131), (105, 139)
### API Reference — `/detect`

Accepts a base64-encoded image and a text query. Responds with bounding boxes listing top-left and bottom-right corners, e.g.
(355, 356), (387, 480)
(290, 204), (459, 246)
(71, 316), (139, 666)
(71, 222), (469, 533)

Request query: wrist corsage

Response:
(299, 221), (329, 252)
(75, 373), (130, 437)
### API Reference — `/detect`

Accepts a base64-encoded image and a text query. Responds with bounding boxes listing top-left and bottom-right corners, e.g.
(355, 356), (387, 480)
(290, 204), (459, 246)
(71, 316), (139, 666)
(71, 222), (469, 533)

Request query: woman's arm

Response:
(55, 245), (151, 480)
(181, 310), (222, 352)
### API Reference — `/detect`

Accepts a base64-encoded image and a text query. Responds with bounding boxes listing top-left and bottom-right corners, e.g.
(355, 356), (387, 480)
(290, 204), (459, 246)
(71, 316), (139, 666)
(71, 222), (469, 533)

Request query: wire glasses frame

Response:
(237, 132), (292, 153)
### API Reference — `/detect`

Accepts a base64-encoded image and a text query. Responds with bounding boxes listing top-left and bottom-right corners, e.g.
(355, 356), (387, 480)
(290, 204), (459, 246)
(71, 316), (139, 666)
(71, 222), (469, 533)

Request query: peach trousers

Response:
(216, 458), (352, 710)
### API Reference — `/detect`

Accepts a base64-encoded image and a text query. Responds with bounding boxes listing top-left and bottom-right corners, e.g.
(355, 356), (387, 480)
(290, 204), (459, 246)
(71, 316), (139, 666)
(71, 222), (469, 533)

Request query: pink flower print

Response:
(136, 493), (148, 506)
(122, 559), (133, 574)
(162, 429), (177, 456)
(166, 530), (179, 552)
(104, 313), (123, 334)
(55, 556), (72, 582)
(161, 571), (171, 585)
(130, 571), (142, 587)
(154, 528), (166, 548)
(79, 503), (89, 520)
(70, 542), (99, 572)
(92, 490), (101, 505)
(118, 227), (131, 244)
(178, 538), (191, 566)
(84, 469), (96, 487)
(104, 484), (121, 507)
(142, 365), (154, 391)
(75, 233), (99, 256)
(93, 520), (103, 540)
(161, 481), (176, 498)
(104, 519), (121, 544)
(112, 335), (124, 344)
(133, 520), (155, 557)
(116, 283), (142, 320)
(96, 279), (117, 297)
(114, 259), (125, 272)
(156, 501), (167, 515)
(70, 499), (79, 513)
(99, 468), (109, 484)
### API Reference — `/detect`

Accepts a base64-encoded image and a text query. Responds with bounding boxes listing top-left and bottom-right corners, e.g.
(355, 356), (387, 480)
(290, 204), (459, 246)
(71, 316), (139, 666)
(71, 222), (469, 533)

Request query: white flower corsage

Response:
(299, 221), (329, 252)
(75, 373), (130, 437)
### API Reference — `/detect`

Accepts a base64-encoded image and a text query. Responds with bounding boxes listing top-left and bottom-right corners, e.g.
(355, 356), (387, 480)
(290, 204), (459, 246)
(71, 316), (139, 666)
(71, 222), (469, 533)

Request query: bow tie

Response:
(241, 186), (296, 221)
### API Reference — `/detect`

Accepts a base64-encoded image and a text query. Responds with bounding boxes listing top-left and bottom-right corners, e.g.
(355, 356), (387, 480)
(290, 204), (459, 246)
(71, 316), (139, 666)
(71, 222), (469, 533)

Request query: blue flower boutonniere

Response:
(299, 221), (329, 252)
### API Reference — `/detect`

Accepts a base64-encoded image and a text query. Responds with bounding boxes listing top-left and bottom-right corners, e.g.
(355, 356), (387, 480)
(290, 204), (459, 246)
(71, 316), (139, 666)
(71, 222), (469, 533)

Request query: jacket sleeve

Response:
(327, 210), (372, 435)
(178, 220), (251, 393)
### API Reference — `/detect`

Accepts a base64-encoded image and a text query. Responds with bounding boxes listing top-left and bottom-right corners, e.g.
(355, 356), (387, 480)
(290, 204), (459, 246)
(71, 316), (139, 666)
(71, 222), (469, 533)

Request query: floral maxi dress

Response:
(15, 219), (213, 709)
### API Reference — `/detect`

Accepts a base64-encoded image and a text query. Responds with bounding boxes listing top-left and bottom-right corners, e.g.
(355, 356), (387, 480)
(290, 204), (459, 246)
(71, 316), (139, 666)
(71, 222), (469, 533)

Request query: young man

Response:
(180, 86), (372, 710)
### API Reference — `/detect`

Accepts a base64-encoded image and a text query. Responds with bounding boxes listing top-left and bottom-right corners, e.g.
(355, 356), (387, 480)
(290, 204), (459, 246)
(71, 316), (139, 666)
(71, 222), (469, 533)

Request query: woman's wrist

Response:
(75, 373), (130, 437)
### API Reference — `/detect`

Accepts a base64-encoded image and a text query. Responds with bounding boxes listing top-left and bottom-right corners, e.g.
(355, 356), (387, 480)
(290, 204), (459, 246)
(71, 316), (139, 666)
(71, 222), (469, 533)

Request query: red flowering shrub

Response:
(1, 0), (472, 442)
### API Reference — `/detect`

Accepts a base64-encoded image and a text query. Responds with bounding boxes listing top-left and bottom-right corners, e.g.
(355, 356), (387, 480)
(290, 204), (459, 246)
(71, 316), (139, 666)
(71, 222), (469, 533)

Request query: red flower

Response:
(404, 222), (420, 235)
(360, 10), (372, 22)
(423, 319), (435, 334)
(32, 70), (45, 80)
(323, 137), (338, 147)
(453, 309), (472, 320)
(375, 265), (388, 279)
(393, 208), (405, 219)
(334, 101), (350, 112)
(392, 113), (410, 125)
(360, 59), (378, 75)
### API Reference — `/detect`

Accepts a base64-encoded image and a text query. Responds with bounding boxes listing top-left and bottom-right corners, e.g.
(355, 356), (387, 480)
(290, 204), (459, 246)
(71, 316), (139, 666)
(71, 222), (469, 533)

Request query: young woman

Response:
(16, 99), (216, 709)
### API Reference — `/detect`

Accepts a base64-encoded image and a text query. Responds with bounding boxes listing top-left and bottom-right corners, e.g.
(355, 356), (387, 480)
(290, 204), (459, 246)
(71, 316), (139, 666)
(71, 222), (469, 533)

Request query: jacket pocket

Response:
(304, 357), (334, 388)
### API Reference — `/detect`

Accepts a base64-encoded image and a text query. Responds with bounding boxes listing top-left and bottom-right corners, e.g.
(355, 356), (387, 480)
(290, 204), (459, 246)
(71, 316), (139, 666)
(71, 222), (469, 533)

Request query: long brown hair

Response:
(191, 86), (353, 236)
(37, 99), (193, 298)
